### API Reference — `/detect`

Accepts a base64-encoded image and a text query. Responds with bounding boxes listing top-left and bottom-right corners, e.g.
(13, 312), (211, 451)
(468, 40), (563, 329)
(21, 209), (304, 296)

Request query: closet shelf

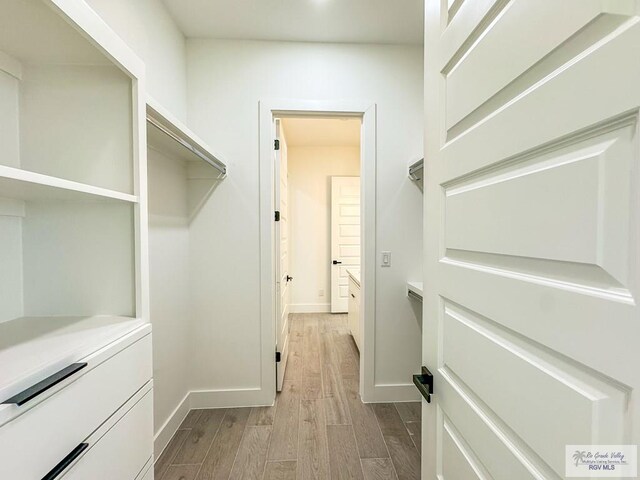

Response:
(407, 281), (423, 302)
(408, 158), (424, 182)
(0, 165), (138, 203)
(146, 98), (227, 176)
(0, 315), (146, 413)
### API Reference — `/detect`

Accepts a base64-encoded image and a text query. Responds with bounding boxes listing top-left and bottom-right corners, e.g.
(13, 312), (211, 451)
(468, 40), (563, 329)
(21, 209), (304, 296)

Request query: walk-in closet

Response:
(0, 1), (152, 478)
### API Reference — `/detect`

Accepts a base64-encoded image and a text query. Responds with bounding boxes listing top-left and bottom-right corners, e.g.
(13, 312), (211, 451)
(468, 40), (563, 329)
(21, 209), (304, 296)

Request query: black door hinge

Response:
(275, 351), (281, 363)
(275, 211), (280, 222)
(274, 139), (280, 150)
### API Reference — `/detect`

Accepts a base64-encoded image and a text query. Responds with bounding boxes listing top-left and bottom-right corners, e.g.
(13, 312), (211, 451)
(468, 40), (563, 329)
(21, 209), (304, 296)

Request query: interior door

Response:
(423, 1), (640, 479)
(331, 176), (361, 313)
(275, 119), (291, 391)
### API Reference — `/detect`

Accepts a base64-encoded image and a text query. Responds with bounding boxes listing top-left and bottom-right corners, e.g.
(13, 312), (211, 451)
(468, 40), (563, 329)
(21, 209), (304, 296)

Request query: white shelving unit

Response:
(0, 2), (152, 478)
(146, 96), (227, 456)
(147, 97), (228, 177)
(407, 281), (423, 302)
(409, 157), (424, 184)
(0, 0), (148, 329)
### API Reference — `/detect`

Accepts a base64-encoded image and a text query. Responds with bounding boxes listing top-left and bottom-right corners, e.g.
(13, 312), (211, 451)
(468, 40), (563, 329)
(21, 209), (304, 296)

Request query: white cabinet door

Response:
(348, 277), (360, 350)
(423, 1), (640, 479)
(331, 176), (361, 313)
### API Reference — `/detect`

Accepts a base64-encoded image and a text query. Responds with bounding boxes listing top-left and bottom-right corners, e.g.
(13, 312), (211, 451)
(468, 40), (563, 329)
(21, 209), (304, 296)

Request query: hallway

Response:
(154, 314), (421, 479)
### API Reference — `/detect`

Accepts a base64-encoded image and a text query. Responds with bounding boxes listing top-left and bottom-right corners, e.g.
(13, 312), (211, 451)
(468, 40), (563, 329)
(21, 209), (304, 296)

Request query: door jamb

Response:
(258, 99), (377, 404)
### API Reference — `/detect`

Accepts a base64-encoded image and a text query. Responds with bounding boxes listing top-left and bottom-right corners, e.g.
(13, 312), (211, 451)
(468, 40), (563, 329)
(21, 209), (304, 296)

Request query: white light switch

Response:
(381, 251), (391, 267)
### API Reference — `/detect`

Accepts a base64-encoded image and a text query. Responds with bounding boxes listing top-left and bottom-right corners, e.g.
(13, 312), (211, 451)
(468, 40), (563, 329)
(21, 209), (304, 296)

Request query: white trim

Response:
(153, 393), (190, 459)
(259, 99), (377, 405)
(368, 384), (421, 403)
(190, 388), (272, 409)
(359, 104), (377, 403)
(48, 0), (145, 79)
(289, 303), (331, 313)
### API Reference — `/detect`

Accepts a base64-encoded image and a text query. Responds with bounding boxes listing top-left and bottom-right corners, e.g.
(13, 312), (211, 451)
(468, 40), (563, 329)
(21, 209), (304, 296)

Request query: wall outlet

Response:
(381, 251), (391, 267)
(319, 289), (325, 297)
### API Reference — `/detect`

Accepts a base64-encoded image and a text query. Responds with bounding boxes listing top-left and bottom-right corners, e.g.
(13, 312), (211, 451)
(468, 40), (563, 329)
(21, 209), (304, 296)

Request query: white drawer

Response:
(348, 277), (361, 350)
(0, 334), (152, 480)
(62, 386), (153, 480)
(349, 277), (360, 304)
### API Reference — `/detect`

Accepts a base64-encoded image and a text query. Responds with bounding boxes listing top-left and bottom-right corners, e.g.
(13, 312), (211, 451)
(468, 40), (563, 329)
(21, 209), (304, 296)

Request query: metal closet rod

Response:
(147, 115), (227, 176)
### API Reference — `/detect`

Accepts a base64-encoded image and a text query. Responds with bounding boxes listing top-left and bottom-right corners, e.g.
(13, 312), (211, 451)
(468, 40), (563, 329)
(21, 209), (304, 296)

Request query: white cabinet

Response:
(0, 1), (152, 478)
(348, 273), (361, 350)
(62, 385), (153, 480)
(0, 324), (152, 480)
(0, 0), (146, 326)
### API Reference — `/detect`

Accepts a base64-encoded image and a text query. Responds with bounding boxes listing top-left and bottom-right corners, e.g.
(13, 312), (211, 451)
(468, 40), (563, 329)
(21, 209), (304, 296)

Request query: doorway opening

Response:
(259, 99), (377, 405)
(275, 116), (361, 391)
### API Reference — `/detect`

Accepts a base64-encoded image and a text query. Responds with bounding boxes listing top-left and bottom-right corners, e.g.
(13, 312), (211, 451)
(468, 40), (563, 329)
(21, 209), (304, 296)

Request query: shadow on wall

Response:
(408, 295), (422, 330)
(188, 171), (225, 223)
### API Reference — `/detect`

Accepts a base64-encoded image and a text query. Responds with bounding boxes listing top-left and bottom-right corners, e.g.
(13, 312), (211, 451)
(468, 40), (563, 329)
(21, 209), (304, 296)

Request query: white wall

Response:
(187, 39), (423, 400)
(84, 0), (188, 121)
(147, 149), (190, 441)
(288, 146), (360, 312)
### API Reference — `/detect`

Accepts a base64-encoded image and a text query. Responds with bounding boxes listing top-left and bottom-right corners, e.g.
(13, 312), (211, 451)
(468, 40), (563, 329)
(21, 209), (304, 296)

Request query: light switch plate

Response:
(381, 251), (391, 267)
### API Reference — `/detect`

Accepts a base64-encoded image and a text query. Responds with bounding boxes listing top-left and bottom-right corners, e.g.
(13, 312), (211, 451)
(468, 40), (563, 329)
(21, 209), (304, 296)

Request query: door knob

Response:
(332, 260), (342, 265)
(286, 275), (293, 282)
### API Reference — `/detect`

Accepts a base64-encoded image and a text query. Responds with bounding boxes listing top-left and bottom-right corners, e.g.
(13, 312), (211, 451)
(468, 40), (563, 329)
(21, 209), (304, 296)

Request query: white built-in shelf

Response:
(0, 165), (138, 204)
(0, 315), (146, 407)
(407, 281), (423, 301)
(347, 268), (361, 287)
(147, 98), (227, 176)
(409, 158), (424, 182)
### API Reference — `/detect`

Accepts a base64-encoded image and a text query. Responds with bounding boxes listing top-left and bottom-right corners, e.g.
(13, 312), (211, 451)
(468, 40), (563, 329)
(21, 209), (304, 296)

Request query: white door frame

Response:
(258, 99), (377, 404)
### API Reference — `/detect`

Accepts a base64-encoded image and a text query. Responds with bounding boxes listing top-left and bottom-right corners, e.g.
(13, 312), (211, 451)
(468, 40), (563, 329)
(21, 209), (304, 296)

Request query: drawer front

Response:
(0, 334), (152, 480)
(348, 279), (360, 349)
(348, 277), (360, 304)
(63, 389), (153, 480)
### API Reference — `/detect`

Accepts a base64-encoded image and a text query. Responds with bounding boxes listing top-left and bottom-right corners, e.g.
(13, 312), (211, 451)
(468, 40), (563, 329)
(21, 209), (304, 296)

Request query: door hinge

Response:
(275, 351), (281, 363)
(274, 139), (280, 150)
(275, 211), (280, 222)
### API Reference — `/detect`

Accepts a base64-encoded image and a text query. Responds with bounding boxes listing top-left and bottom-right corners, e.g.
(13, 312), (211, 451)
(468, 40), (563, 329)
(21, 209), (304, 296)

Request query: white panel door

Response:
(275, 120), (291, 391)
(331, 176), (361, 313)
(423, 1), (640, 479)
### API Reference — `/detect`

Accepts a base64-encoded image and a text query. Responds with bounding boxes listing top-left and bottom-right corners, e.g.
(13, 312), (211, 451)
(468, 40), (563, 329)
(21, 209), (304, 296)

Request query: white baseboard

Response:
(366, 383), (421, 403)
(289, 303), (331, 313)
(190, 387), (273, 409)
(154, 392), (190, 459)
(153, 387), (274, 461)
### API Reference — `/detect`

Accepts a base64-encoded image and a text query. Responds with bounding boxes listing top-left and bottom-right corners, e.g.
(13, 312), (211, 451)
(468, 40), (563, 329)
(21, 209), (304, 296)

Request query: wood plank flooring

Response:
(155, 313), (421, 480)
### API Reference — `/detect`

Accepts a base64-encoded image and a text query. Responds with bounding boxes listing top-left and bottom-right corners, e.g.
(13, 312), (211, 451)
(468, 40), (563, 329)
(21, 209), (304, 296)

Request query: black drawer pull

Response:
(2, 363), (88, 406)
(351, 293), (355, 298)
(413, 366), (434, 403)
(42, 443), (88, 480)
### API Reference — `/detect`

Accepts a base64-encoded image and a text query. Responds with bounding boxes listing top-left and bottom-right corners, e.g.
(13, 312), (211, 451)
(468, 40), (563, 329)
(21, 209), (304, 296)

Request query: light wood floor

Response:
(155, 313), (421, 480)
